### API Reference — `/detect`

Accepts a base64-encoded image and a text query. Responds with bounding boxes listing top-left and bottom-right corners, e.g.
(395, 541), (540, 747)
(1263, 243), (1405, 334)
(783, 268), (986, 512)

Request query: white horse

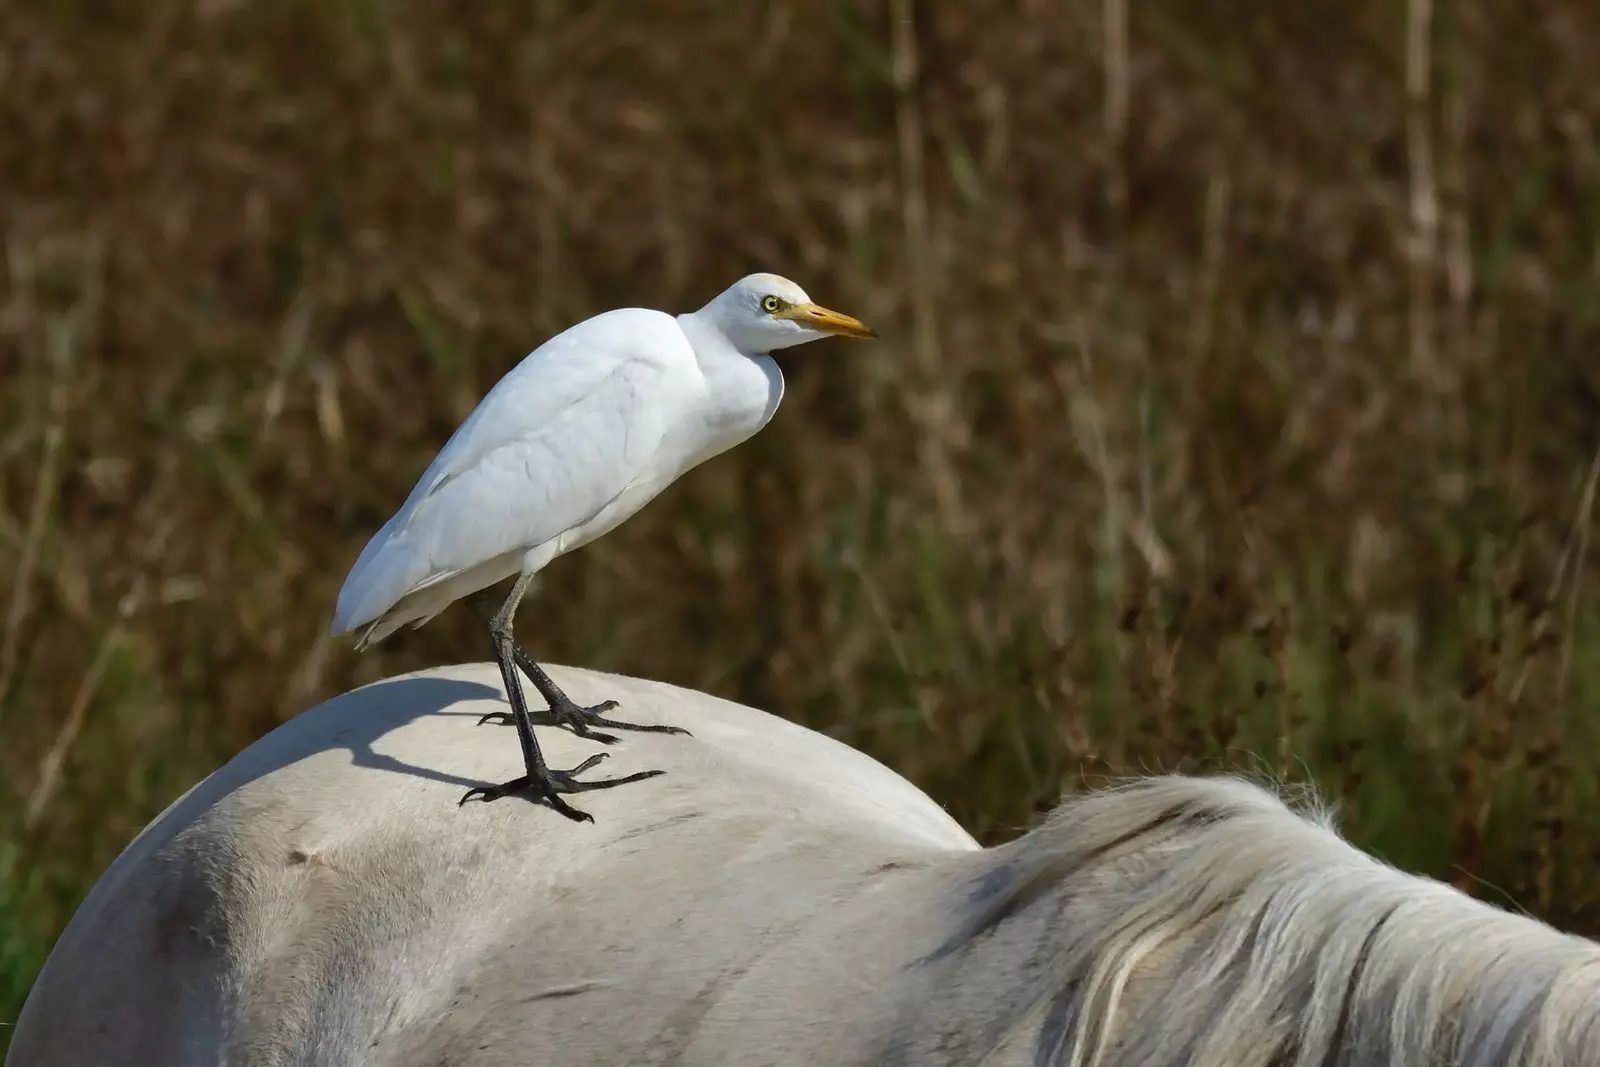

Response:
(9, 663), (1599, 1067)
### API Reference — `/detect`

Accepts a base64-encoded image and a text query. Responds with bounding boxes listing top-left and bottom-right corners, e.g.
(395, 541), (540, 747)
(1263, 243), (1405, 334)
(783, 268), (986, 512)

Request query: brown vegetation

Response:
(4, 0), (1600, 1038)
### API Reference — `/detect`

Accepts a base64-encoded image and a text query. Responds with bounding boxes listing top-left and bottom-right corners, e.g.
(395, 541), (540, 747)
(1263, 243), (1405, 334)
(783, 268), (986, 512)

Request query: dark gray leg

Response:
(459, 573), (664, 820)
(466, 594), (691, 742)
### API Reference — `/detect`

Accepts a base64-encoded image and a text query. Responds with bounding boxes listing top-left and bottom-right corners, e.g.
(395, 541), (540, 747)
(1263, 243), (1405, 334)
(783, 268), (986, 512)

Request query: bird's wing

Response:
(397, 308), (684, 523)
(333, 309), (697, 632)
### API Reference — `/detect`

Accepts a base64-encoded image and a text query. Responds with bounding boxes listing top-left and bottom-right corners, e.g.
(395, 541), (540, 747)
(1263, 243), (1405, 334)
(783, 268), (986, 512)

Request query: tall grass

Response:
(5, 0), (1600, 1046)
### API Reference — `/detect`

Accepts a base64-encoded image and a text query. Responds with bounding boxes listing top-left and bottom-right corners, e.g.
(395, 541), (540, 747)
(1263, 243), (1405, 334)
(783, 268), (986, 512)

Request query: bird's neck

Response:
(675, 310), (762, 362)
(675, 311), (785, 451)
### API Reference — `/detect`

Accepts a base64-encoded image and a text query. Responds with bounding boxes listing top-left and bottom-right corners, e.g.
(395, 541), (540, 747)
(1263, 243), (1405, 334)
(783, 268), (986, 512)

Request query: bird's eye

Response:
(761, 295), (784, 313)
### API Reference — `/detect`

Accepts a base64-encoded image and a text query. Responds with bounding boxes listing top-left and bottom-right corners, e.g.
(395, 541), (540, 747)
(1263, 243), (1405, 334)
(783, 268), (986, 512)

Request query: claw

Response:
(459, 754), (665, 821)
(477, 697), (689, 742)
(571, 724), (622, 745)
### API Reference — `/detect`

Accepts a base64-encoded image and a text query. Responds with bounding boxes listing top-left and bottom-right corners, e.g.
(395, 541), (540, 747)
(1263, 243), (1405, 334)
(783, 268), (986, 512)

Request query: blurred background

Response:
(5, 0), (1600, 1040)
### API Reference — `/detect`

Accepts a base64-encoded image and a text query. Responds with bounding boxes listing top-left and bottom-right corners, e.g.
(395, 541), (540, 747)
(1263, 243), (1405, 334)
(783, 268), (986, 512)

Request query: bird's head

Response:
(698, 272), (877, 353)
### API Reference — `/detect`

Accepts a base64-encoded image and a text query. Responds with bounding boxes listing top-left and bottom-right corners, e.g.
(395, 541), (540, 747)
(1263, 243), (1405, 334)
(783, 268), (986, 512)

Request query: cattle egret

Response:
(330, 274), (876, 820)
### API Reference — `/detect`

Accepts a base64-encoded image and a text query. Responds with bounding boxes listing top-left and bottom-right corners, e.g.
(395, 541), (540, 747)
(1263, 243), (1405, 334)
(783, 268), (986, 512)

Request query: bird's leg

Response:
(466, 593), (691, 742)
(520, 653), (693, 740)
(460, 574), (664, 820)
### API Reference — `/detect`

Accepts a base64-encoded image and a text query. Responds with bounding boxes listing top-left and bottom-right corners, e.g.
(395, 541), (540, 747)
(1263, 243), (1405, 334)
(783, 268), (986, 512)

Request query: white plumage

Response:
(332, 307), (704, 645)
(329, 273), (875, 818)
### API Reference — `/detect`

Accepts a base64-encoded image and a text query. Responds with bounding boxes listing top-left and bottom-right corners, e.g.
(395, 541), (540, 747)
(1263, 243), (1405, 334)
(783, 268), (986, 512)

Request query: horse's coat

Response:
(9, 663), (1599, 1067)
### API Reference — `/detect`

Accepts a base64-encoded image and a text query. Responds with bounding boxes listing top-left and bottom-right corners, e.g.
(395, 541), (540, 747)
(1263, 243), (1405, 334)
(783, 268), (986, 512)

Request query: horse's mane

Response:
(932, 775), (1600, 1067)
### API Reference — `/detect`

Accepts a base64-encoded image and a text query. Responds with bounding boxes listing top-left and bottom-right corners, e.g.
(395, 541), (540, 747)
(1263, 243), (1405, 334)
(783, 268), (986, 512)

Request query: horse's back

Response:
(8, 663), (976, 1067)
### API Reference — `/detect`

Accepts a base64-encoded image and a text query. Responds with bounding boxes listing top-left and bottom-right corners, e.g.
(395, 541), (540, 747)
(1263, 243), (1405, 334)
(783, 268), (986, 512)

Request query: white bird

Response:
(329, 273), (876, 820)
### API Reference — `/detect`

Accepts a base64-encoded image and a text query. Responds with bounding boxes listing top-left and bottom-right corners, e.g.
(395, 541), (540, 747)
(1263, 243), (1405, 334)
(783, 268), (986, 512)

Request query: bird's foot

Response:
(458, 754), (666, 822)
(477, 696), (692, 744)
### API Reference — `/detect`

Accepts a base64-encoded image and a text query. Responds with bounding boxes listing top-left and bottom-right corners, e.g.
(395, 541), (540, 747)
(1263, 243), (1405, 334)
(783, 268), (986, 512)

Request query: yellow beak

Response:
(775, 302), (878, 340)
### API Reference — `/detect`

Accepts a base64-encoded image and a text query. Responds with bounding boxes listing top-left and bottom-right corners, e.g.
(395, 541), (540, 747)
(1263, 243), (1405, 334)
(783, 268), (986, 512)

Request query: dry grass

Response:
(5, 0), (1600, 1041)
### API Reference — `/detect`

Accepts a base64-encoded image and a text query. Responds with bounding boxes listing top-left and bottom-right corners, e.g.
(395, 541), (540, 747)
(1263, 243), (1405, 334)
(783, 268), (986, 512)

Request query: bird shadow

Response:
(128, 672), (563, 841)
(316, 675), (507, 792)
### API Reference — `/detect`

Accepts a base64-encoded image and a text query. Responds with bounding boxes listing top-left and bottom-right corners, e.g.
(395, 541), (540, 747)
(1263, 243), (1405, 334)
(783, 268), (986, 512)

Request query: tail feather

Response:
(332, 515), (419, 637)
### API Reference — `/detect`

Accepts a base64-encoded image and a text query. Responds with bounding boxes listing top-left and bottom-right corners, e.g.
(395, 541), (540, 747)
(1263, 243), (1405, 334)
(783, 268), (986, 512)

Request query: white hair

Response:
(918, 775), (1600, 1067)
